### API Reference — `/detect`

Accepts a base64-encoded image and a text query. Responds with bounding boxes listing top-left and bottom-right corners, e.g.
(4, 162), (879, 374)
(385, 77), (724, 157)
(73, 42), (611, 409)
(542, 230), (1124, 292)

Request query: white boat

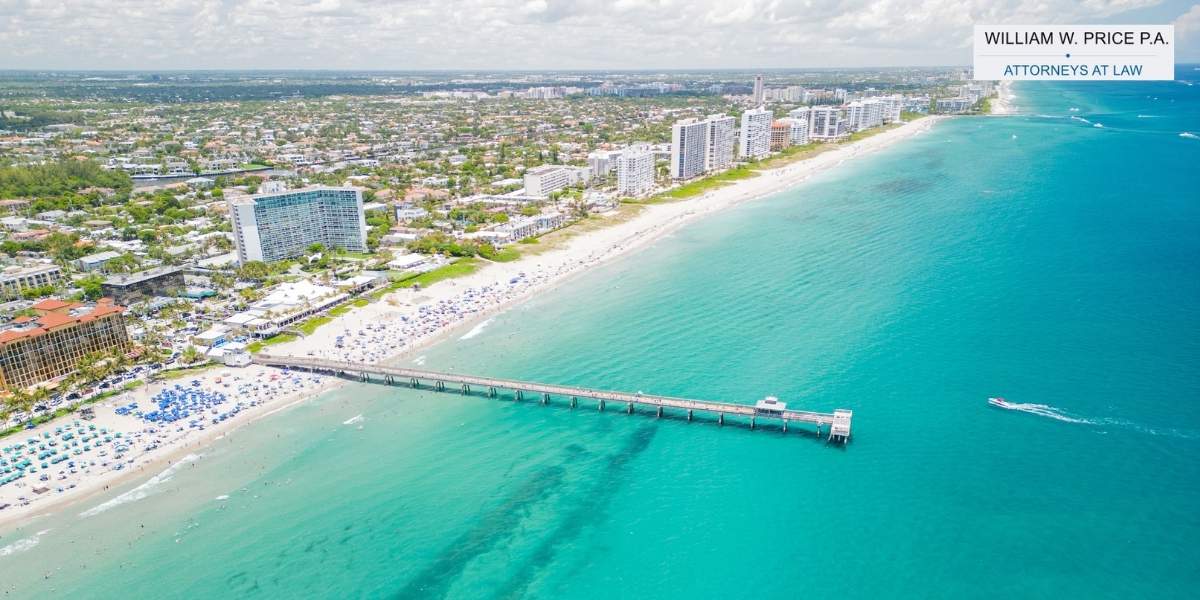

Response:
(988, 397), (1014, 409)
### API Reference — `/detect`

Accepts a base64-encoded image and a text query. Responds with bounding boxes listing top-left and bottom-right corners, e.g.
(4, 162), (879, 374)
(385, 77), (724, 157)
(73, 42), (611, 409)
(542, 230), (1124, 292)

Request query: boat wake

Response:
(342, 414), (364, 426)
(79, 454), (202, 518)
(992, 401), (1094, 424)
(1180, 132), (1199, 140)
(989, 400), (1200, 439)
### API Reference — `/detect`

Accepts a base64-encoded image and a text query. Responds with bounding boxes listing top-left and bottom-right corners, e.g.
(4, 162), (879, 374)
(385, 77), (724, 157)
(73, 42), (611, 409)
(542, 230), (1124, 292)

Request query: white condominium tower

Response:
(879, 95), (904, 123)
(670, 118), (709, 180)
(845, 99), (884, 131)
(739, 107), (772, 159)
(616, 144), (656, 197)
(808, 106), (846, 141)
(670, 114), (738, 179)
(752, 75), (764, 104)
(786, 107), (811, 145)
(782, 116), (810, 145)
(229, 186), (368, 265)
(704, 114), (736, 172)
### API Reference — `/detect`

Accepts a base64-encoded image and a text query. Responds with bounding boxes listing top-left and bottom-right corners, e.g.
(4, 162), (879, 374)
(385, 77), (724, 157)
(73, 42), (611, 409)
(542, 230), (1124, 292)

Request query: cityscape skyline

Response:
(2, 0), (1199, 70)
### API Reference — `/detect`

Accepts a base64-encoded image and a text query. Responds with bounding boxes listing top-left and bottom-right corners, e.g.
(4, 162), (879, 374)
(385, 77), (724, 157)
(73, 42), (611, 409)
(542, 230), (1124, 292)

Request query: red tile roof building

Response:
(0, 298), (131, 389)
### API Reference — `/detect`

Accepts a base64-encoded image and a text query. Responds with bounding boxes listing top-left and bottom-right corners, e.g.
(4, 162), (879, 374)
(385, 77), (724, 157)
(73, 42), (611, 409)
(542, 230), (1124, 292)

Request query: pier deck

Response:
(252, 354), (852, 442)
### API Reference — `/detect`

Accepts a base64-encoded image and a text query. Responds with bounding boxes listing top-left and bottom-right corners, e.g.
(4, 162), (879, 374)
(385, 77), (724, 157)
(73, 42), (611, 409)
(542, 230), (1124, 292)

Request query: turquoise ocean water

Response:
(2, 73), (1199, 598)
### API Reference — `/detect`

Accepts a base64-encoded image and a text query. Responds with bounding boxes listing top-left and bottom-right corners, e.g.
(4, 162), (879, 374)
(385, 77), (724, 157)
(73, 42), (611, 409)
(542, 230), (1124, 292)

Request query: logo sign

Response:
(974, 25), (1174, 80)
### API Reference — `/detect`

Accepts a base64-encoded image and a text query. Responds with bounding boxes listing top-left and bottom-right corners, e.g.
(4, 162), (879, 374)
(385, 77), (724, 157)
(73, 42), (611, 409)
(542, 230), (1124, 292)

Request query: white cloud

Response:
(1176, 3), (1200, 59)
(0, 0), (1188, 69)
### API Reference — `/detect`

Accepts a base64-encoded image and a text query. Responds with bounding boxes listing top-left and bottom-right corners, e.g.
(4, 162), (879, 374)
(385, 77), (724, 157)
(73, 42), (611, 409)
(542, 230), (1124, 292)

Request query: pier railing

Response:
(252, 354), (852, 442)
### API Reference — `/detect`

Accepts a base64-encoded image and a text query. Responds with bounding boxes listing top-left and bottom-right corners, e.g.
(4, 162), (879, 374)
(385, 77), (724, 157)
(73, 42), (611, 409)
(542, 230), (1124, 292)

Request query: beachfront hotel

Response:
(616, 144), (656, 197)
(739, 107), (772, 159)
(0, 298), (130, 390)
(229, 186), (368, 264)
(670, 118), (709, 180)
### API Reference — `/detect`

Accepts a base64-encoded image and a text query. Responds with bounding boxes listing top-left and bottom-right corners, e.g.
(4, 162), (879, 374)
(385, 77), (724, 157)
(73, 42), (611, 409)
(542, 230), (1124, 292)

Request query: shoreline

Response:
(991, 80), (1017, 115)
(0, 114), (948, 531)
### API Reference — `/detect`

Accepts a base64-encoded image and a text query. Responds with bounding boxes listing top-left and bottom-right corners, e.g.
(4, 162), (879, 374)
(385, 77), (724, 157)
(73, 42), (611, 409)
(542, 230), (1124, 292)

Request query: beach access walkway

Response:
(252, 354), (853, 442)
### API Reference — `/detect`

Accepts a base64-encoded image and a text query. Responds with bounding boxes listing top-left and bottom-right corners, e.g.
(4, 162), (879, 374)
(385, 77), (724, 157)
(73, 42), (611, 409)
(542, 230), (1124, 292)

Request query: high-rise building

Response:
(587, 150), (625, 178)
(845, 99), (885, 131)
(616, 144), (656, 197)
(879, 95), (904, 123)
(670, 118), (709, 180)
(770, 120), (793, 151)
(739, 107), (772, 159)
(704, 114), (737, 172)
(752, 75), (764, 104)
(0, 298), (130, 390)
(809, 106), (846, 141)
(229, 186), (368, 265)
(782, 116), (811, 146)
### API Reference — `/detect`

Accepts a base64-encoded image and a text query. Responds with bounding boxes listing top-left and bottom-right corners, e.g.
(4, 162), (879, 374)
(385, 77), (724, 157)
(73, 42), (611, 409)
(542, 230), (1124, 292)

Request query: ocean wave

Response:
(1070, 115), (1092, 125)
(412, 355), (426, 366)
(79, 454), (202, 518)
(1180, 132), (1199, 140)
(343, 414), (363, 426)
(459, 318), (493, 340)
(1136, 114), (1160, 118)
(0, 529), (50, 557)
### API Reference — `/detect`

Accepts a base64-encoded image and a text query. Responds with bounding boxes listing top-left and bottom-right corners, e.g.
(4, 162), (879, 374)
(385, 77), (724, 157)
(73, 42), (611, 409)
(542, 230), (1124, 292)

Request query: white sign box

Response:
(974, 25), (1174, 81)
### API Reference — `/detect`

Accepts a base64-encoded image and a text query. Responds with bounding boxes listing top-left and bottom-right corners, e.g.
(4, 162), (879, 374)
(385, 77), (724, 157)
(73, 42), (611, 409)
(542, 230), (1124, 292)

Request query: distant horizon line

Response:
(0, 66), (979, 74)
(2, 62), (1194, 75)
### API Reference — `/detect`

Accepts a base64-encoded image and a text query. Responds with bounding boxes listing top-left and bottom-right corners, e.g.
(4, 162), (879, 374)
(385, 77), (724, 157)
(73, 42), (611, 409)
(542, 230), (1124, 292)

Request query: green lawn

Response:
(640, 166), (759, 203)
(297, 316), (332, 335)
(247, 333), (299, 353)
(490, 247), (522, 262)
(327, 298), (370, 317)
(394, 259), (481, 289)
(160, 364), (217, 380)
(265, 333), (298, 346)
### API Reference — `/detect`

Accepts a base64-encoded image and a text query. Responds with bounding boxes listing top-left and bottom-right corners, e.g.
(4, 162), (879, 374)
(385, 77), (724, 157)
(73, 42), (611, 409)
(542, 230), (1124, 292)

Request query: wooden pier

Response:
(252, 354), (853, 442)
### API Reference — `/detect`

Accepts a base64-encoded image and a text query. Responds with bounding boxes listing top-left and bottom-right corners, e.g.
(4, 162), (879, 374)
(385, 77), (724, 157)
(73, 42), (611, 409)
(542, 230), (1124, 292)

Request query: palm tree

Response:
(180, 346), (204, 365)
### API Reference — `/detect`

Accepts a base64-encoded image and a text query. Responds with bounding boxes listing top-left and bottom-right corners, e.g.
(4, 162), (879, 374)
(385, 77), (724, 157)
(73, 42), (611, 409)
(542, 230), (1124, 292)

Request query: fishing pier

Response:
(252, 354), (853, 442)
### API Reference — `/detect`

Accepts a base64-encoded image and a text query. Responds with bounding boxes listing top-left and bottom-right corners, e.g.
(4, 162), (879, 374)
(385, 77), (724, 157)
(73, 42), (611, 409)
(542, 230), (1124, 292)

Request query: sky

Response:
(0, 0), (1198, 70)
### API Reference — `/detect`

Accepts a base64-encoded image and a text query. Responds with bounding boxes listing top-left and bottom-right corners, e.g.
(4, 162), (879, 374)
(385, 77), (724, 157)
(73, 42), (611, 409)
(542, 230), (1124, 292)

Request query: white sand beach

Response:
(991, 81), (1017, 115)
(0, 115), (947, 528)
